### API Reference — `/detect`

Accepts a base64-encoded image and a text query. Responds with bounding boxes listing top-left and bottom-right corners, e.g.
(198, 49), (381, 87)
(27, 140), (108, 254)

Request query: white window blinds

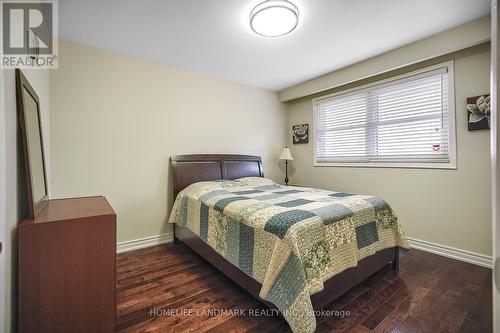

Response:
(314, 64), (455, 168)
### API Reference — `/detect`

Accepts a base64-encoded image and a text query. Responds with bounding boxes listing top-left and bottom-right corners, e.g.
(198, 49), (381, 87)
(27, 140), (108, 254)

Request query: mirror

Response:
(16, 69), (48, 218)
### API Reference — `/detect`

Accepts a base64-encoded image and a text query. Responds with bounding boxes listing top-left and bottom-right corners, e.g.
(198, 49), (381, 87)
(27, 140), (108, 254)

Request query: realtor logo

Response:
(1, 0), (58, 68)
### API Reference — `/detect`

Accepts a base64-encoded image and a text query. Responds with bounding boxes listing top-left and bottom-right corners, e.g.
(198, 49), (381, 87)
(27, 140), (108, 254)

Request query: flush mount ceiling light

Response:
(250, 0), (299, 37)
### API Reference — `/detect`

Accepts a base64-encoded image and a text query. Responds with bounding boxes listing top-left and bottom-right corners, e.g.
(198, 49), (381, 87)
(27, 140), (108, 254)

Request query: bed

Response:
(169, 154), (408, 333)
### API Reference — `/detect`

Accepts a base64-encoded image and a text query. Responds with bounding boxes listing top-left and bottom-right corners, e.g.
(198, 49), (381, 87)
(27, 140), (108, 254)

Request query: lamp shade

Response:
(279, 147), (293, 160)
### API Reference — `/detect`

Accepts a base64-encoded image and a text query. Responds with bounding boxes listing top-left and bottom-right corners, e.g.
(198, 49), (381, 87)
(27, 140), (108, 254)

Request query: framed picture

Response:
(16, 69), (49, 218)
(292, 123), (309, 144)
(467, 94), (490, 131)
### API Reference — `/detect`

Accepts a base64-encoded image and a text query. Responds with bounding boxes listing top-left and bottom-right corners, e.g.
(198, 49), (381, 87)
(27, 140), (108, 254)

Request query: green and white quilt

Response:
(169, 177), (409, 333)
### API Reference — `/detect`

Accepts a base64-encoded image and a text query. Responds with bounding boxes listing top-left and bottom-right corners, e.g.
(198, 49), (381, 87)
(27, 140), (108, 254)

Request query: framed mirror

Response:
(16, 69), (49, 218)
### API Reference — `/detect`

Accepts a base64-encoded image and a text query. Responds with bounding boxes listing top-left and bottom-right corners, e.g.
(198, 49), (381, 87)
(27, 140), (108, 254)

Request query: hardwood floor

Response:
(116, 244), (492, 333)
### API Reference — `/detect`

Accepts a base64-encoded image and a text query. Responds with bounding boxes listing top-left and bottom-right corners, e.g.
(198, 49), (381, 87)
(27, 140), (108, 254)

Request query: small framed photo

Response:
(292, 124), (309, 144)
(467, 94), (490, 131)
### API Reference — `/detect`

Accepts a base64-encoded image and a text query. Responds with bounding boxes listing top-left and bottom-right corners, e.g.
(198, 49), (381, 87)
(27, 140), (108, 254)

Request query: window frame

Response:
(312, 61), (457, 169)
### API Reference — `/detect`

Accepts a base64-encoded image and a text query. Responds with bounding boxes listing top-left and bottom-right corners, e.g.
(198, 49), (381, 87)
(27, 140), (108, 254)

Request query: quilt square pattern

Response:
(264, 209), (317, 238)
(275, 199), (314, 208)
(329, 192), (354, 198)
(355, 221), (379, 249)
(169, 177), (409, 333)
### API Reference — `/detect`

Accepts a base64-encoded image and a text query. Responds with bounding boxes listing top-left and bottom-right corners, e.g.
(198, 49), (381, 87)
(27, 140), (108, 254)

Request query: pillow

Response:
(236, 177), (277, 187)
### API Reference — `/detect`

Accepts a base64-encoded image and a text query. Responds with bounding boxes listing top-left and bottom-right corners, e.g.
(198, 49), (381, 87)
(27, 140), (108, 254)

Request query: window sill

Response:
(313, 161), (457, 170)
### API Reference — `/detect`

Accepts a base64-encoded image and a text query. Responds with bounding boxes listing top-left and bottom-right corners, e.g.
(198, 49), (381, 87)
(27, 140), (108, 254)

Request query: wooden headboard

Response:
(171, 154), (264, 197)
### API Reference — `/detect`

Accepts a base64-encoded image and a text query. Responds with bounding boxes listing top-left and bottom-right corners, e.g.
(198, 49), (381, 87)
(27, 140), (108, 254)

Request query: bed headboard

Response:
(171, 154), (264, 197)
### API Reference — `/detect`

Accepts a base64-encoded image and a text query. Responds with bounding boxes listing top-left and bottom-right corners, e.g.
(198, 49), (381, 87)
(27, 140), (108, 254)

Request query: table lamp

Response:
(279, 147), (293, 185)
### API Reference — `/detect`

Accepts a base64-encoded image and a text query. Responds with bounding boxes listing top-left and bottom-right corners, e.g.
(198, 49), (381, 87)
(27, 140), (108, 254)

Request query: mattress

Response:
(169, 177), (409, 333)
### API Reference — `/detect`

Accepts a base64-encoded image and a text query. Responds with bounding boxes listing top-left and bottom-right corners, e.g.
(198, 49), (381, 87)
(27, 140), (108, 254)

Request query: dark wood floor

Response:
(116, 244), (492, 333)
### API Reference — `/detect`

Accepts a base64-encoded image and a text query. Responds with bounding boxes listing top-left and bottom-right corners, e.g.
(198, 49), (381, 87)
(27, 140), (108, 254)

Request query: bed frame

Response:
(171, 154), (399, 311)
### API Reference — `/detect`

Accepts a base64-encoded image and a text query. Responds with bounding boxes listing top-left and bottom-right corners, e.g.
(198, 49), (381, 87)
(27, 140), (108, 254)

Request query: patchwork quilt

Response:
(168, 177), (409, 333)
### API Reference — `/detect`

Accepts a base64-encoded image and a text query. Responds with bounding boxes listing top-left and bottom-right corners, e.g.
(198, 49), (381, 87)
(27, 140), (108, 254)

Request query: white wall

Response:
(287, 44), (492, 256)
(1, 68), (50, 333)
(49, 40), (288, 243)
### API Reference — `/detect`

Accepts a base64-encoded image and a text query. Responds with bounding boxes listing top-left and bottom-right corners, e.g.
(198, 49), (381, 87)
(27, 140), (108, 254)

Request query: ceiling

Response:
(59, 0), (490, 91)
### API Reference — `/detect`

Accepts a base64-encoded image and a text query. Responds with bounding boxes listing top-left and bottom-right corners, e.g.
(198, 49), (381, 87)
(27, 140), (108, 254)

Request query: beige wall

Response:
(287, 44), (492, 256)
(1, 67), (50, 333)
(50, 40), (287, 243)
(280, 16), (490, 101)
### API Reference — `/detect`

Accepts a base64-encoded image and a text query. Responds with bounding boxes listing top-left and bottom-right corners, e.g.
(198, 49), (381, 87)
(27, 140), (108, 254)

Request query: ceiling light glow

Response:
(250, 0), (299, 37)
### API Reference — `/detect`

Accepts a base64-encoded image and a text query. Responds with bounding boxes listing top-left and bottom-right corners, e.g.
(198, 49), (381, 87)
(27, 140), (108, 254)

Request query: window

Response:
(313, 62), (456, 169)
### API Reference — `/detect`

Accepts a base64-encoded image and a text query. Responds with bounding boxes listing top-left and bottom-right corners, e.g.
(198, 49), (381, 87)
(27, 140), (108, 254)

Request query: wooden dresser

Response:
(18, 196), (117, 333)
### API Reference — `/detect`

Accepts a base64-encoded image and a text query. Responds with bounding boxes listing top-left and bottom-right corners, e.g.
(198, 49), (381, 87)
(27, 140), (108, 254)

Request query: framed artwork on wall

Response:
(467, 94), (491, 131)
(292, 123), (309, 144)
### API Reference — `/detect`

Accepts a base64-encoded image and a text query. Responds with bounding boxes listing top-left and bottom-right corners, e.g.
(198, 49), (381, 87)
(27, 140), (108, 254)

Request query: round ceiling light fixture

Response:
(250, 0), (299, 37)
